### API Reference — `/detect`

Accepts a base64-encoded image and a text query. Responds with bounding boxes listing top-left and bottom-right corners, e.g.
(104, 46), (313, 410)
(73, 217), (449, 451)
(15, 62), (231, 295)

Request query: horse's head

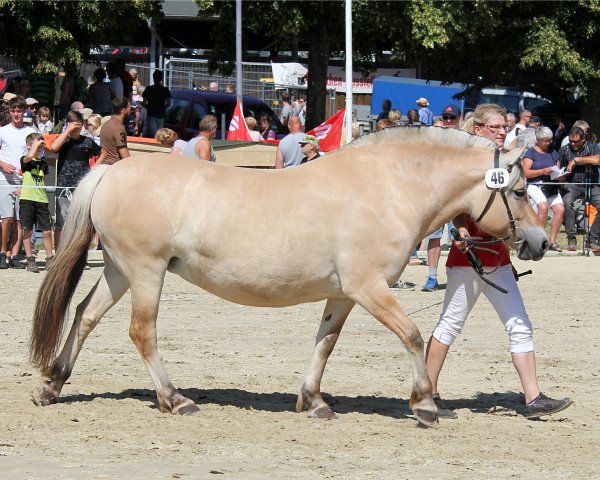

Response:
(472, 148), (548, 260)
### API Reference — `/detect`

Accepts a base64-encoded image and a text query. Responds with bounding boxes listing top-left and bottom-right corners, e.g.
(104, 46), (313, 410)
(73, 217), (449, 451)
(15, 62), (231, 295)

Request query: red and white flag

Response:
(306, 107), (347, 152)
(226, 98), (253, 141)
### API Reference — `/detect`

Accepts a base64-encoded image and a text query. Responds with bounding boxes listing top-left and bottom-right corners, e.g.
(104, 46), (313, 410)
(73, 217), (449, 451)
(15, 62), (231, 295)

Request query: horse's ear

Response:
(501, 147), (524, 171)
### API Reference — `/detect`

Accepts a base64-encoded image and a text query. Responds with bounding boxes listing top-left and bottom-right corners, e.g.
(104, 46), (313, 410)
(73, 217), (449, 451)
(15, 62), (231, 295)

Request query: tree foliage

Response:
(0, 0), (161, 74)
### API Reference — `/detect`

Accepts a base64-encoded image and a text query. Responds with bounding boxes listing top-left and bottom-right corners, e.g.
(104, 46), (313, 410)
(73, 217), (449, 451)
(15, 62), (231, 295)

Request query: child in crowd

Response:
(35, 106), (54, 134)
(19, 133), (53, 272)
(86, 113), (102, 145)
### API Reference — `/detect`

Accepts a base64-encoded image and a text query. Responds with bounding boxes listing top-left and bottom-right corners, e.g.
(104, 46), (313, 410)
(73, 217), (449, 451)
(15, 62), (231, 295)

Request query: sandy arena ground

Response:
(0, 252), (599, 479)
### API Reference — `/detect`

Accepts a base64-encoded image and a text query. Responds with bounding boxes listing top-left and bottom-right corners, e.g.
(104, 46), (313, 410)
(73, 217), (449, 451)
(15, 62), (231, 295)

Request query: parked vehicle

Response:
(463, 87), (552, 115)
(164, 90), (285, 141)
(371, 77), (466, 120)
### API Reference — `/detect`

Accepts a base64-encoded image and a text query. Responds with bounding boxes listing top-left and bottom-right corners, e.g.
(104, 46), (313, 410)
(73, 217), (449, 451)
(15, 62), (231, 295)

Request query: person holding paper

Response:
(523, 126), (565, 251)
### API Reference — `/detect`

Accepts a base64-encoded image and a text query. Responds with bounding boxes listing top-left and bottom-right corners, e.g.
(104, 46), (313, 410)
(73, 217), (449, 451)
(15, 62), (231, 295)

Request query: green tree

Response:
(0, 0), (161, 74)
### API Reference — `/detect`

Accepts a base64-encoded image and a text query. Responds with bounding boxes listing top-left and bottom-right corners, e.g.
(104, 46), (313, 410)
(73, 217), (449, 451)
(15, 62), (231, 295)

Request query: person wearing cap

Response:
(275, 116), (305, 168)
(0, 95), (35, 269)
(440, 104), (462, 129)
(416, 97), (433, 126)
(299, 135), (320, 164)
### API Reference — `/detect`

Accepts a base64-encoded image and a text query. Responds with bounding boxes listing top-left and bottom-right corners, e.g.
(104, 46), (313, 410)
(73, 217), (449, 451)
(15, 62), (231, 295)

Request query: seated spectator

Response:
(523, 126), (564, 251)
(377, 99), (392, 121)
(376, 119), (395, 130)
(86, 113), (102, 145)
(155, 128), (187, 155)
(245, 116), (263, 142)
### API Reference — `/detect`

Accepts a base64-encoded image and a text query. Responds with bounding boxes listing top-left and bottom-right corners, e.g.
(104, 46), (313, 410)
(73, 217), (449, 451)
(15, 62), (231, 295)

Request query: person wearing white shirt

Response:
(504, 109), (531, 147)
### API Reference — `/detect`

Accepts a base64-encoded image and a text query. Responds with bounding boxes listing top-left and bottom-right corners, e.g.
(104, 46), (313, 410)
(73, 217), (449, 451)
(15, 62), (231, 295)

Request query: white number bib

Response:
(485, 168), (510, 189)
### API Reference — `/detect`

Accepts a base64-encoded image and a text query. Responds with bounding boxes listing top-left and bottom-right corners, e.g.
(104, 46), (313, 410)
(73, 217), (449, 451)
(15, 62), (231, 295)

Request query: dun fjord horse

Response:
(31, 127), (547, 426)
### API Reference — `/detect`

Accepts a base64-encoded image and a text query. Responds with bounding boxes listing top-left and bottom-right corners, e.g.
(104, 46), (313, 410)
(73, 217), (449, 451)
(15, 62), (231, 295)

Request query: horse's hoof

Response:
(412, 406), (439, 427)
(174, 403), (200, 416)
(308, 406), (337, 420)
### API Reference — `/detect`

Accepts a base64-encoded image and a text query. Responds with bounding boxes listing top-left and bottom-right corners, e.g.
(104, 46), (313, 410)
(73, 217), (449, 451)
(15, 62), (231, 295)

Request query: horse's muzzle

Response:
(516, 226), (548, 261)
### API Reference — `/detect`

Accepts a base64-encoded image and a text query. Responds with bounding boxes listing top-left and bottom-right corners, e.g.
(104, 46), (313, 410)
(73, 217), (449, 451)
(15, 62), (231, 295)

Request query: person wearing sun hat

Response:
(299, 134), (320, 164)
(416, 97), (433, 126)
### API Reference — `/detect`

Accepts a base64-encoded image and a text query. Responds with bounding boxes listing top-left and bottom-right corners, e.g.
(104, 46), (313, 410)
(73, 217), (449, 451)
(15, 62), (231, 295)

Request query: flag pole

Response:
(236, 0), (243, 101)
(344, 0), (353, 145)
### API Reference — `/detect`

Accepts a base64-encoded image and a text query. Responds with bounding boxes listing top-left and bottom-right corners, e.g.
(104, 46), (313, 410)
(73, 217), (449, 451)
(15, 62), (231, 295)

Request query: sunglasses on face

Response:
(442, 114), (457, 120)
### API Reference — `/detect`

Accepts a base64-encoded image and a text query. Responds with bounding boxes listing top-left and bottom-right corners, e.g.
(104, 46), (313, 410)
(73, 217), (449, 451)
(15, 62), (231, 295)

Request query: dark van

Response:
(163, 89), (285, 141)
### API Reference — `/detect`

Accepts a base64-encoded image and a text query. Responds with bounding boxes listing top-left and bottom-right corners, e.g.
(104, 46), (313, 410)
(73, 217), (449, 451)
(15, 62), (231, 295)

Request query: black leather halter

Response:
(473, 149), (517, 238)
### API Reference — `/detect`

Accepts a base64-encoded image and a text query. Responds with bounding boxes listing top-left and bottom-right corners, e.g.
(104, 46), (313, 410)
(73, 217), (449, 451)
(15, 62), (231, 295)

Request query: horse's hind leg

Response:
(349, 280), (437, 427)
(296, 298), (355, 419)
(36, 264), (130, 406)
(127, 266), (199, 415)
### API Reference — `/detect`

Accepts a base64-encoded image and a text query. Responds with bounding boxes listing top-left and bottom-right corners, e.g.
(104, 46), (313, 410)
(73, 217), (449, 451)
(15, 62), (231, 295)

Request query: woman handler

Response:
(425, 104), (572, 420)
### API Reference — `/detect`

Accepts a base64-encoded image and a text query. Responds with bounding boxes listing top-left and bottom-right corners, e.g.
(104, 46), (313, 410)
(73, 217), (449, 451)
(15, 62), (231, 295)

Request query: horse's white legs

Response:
(349, 279), (438, 426)
(127, 264), (199, 415)
(36, 264), (130, 406)
(296, 298), (355, 419)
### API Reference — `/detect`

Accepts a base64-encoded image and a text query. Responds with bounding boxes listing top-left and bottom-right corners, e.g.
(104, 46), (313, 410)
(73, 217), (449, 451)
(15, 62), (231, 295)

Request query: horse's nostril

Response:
(542, 241), (548, 251)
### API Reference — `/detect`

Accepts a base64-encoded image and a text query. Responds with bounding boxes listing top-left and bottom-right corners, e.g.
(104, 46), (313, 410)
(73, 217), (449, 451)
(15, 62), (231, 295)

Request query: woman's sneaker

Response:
(433, 394), (458, 419)
(524, 393), (572, 419)
(8, 256), (25, 269)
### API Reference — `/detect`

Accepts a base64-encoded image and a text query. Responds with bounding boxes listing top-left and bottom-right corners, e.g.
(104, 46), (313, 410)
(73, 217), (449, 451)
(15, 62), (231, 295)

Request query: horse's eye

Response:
(513, 189), (526, 198)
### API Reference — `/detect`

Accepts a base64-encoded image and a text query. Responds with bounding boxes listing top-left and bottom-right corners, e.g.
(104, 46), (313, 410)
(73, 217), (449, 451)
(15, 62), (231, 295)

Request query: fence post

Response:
(221, 113), (226, 139)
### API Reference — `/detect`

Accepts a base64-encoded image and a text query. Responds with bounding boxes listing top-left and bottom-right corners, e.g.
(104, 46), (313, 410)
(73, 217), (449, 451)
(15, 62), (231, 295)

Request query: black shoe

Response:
(26, 256), (40, 273)
(433, 394), (458, 419)
(0, 252), (7, 270)
(8, 257), (25, 269)
(524, 393), (573, 419)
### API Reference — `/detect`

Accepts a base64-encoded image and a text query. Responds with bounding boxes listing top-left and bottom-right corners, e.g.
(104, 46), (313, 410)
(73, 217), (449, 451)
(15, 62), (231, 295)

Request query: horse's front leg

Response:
(296, 298), (355, 419)
(350, 279), (438, 427)
(35, 267), (129, 406)
(128, 267), (199, 415)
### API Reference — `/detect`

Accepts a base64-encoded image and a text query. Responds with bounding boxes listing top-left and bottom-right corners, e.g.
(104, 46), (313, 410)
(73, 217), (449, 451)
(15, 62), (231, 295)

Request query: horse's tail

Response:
(30, 165), (110, 375)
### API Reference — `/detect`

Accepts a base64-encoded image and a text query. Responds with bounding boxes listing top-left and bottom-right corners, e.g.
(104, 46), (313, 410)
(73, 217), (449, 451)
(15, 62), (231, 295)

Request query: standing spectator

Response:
(279, 92), (293, 131)
(35, 106), (54, 134)
(388, 109), (402, 125)
(50, 110), (104, 248)
(426, 103), (572, 420)
(28, 71), (55, 109)
(516, 115), (543, 149)
(0, 95), (35, 269)
(275, 116), (305, 168)
(416, 97), (433, 126)
(136, 86), (147, 137)
(130, 68), (141, 87)
(259, 116), (276, 140)
(406, 109), (420, 125)
(297, 97), (307, 126)
(97, 97), (131, 166)
(19, 133), (53, 272)
(440, 104), (462, 129)
(504, 109), (531, 147)
(106, 62), (123, 99)
(0, 68), (6, 95)
(209, 82), (218, 92)
(88, 68), (113, 117)
(58, 69), (75, 119)
(299, 135), (320, 164)
(85, 114), (102, 145)
(523, 126), (565, 252)
(183, 115), (217, 161)
(142, 70), (171, 138)
(558, 126), (600, 251)
(245, 117), (263, 142)
(377, 99), (392, 121)
(506, 112), (517, 132)
(116, 58), (133, 100)
(19, 78), (30, 98)
(155, 128), (187, 155)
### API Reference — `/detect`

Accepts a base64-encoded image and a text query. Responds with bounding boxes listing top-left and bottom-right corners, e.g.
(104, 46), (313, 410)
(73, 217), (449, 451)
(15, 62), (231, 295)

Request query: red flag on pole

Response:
(226, 98), (253, 141)
(306, 107), (347, 152)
